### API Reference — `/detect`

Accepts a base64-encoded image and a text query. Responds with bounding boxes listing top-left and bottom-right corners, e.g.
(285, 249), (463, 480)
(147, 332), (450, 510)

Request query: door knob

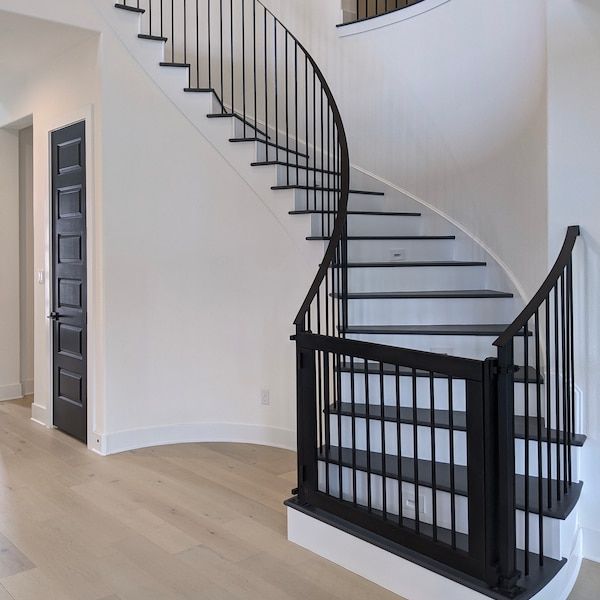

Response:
(47, 312), (60, 320)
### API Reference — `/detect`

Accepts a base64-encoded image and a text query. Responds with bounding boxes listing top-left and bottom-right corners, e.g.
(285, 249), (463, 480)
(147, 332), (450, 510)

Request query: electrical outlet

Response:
(390, 248), (406, 262)
(261, 389), (271, 406)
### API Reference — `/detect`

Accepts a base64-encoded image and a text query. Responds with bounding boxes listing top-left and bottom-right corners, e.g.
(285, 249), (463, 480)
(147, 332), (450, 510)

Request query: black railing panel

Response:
(295, 333), (496, 584)
(340, 0), (428, 26)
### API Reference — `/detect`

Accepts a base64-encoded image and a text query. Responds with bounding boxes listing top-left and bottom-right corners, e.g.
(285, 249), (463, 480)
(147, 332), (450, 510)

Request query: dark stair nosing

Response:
(328, 402), (586, 447)
(344, 261), (487, 269)
(320, 446), (583, 519)
(291, 209), (421, 217)
(310, 235), (455, 242)
(138, 34), (168, 42)
(159, 62), (190, 68)
(341, 324), (531, 337)
(339, 361), (540, 385)
(286, 498), (566, 600)
(229, 138), (309, 158)
(114, 3), (145, 13)
(334, 289), (514, 300)
(207, 113), (271, 138)
(272, 185), (384, 196)
(251, 160), (339, 175)
(184, 87), (215, 93)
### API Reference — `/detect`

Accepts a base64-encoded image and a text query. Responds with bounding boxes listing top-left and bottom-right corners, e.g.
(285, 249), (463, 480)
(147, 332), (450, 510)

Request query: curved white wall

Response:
(261, 0), (548, 298)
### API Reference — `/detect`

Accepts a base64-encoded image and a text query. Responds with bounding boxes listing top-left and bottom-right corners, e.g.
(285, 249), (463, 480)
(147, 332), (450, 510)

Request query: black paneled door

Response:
(50, 121), (87, 443)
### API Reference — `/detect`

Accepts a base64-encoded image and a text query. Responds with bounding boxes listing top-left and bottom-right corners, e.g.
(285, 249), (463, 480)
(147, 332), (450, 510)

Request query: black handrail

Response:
(494, 226), (580, 347)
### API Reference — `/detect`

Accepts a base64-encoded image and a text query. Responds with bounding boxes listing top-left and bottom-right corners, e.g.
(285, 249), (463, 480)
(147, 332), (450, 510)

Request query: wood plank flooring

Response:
(0, 398), (401, 600)
(0, 397), (596, 599)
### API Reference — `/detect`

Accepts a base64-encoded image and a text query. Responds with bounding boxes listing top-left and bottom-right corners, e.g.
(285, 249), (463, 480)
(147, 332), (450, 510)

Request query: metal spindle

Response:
(411, 368), (419, 533)
(534, 310), (544, 565)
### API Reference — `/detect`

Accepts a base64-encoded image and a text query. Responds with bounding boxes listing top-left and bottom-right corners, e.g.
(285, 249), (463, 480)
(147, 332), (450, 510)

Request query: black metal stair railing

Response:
(113, 2), (584, 595)
(341, 0), (427, 26)
(493, 225), (582, 589)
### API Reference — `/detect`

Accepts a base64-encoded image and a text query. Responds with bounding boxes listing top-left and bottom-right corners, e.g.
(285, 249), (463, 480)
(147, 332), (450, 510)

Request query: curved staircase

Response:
(111, 2), (584, 598)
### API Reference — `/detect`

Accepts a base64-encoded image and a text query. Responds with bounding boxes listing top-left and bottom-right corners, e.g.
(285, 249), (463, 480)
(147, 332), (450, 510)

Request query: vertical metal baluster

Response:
(229, 0), (234, 115)
(305, 54), (309, 191)
(171, 0), (175, 63)
(561, 273), (567, 495)
(554, 284), (561, 503)
(545, 294), (552, 511)
(161, 0), (164, 39)
(207, 0), (212, 90)
(317, 333), (323, 450)
(273, 20), (278, 156)
(252, 1), (257, 139)
(350, 357), (357, 505)
(285, 34), (289, 184)
(568, 257), (575, 485)
(411, 368), (419, 534)
(380, 363), (387, 519)
(312, 70), (316, 210)
(326, 107), (331, 235)
(324, 352), (331, 495)
(262, 7), (268, 159)
(534, 310), (544, 566)
(219, 0), (224, 112)
(241, 0), (246, 136)
(184, 0), (188, 88)
(149, 0), (152, 35)
(337, 351), (343, 500)
(429, 372), (437, 541)
(524, 321), (530, 576)
(395, 365), (403, 526)
(294, 41), (299, 184)
(365, 359), (372, 512)
(195, 0), (199, 89)
(320, 88), (325, 235)
(448, 376), (456, 548)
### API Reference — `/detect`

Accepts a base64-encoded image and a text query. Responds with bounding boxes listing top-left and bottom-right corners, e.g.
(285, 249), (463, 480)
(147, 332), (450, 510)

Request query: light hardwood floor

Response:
(0, 397), (596, 600)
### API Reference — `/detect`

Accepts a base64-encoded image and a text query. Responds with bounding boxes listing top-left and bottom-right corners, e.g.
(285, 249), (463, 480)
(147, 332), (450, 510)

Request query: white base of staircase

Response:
(287, 506), (582, 600)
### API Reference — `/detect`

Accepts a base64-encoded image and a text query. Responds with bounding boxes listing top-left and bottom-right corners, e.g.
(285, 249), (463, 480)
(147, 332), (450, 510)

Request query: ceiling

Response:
(0, 10), (96, 85)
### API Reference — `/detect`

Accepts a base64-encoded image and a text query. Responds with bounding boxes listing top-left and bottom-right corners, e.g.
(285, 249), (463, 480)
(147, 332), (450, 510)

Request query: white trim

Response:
(0, 383), (24, 402)
(98, 422), (296, 456)
(288, 507), (583, 600)
(337, 0), (451, 38)
(350, 163), (530, 304)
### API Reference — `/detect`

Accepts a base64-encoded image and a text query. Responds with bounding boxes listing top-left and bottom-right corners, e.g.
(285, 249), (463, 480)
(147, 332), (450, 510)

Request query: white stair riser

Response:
(329, 239), (456, 262)
(312, 213), (423, 237)
(347, 265), (487, 292)
(327, 415), (580, 480)
(347, 297), (517, 325)
(317, 462), (565, 559)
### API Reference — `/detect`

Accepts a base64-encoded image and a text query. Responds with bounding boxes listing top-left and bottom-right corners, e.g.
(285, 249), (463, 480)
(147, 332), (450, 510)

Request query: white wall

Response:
(547, 0), (600, 562)
(19, 125), (34, 396)
(0, 128), (21, 401)
(259, 0), (548, 299)
(0, 1), (318, 452)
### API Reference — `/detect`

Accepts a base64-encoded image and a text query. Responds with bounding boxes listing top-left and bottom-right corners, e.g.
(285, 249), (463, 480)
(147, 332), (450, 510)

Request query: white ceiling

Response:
(0, 10), (96, 84)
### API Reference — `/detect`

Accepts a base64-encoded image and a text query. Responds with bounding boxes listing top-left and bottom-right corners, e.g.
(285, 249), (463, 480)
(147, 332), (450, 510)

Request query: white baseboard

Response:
(99, 422), (296, 456)
(0, 383), (23, 402)
(287, 507), (583, 600)
(21, 379), (34, 396)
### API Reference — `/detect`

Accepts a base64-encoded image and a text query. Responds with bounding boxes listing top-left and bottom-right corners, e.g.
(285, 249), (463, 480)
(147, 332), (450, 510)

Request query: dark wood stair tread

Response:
(229, 138), (309, 158)
(138, 34), (168, 41)
(273, 185), (384, 196)
(319, 446), (583, 519)
(159, 62), (191, 68)
(334, 289), (513, 299)
(207, 112), (270, 138)
(310, 235), (455, 241)
(341, 324), (531, 336)
(291, 209), (421, 217)
(115, 3), (145, 13)
(328, 402), (586, 447)
(344, 261), (487, 268)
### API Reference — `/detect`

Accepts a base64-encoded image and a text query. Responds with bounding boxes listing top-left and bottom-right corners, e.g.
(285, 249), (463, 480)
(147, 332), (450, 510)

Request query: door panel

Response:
(51, 121), (87, 443)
